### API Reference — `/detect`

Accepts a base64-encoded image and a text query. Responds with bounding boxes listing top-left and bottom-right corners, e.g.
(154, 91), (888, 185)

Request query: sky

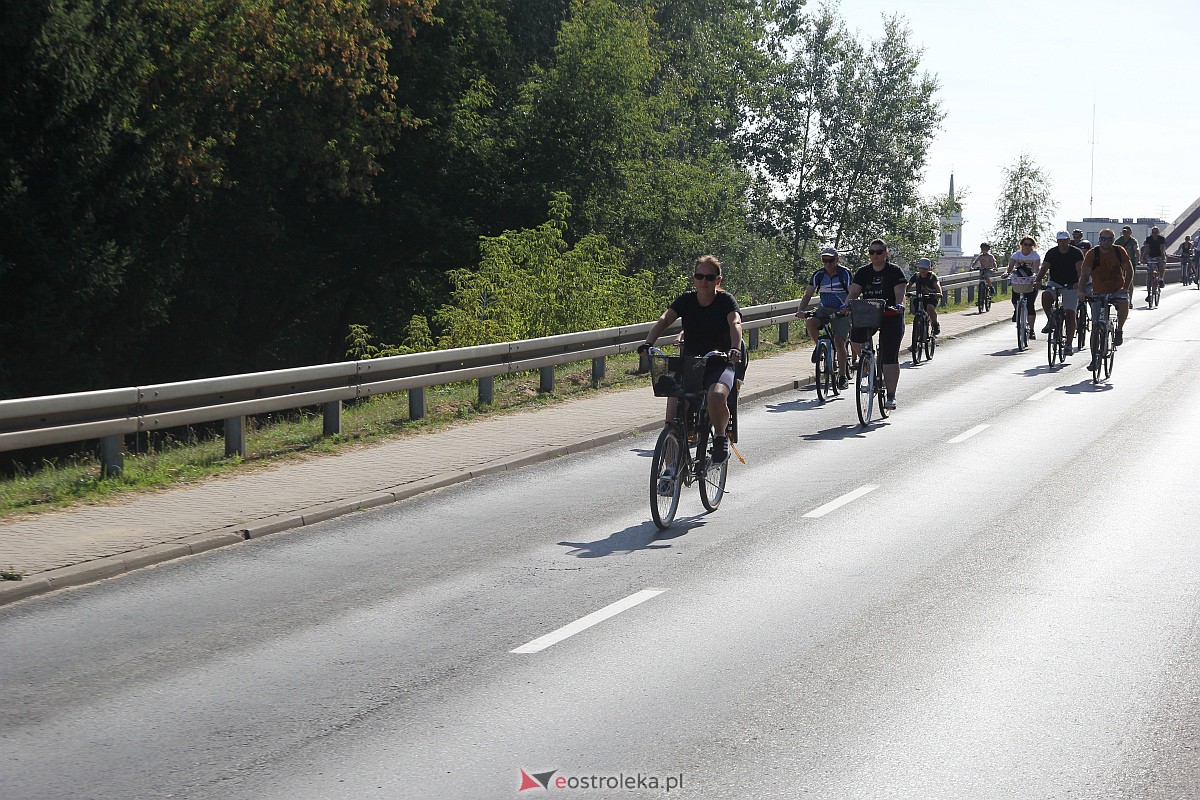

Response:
(834, 0), (1198, 249)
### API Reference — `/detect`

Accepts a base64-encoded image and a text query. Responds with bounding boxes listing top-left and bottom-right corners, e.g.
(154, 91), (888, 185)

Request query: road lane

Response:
(4, 287), (1200, 799)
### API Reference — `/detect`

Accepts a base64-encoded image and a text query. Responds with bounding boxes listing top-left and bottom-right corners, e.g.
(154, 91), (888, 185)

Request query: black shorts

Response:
(850, 315), (904, 365)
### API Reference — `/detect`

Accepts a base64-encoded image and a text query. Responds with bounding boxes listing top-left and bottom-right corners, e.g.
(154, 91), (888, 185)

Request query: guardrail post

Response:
(100, 435), (124, 478)
(967, 285), (975, 303)
(591, 356), (605, 388)
(539, 366), (554, 393)
(478, 376), (494, 406)
(409, 388), (426, 420)
(225, 417), (246, 458)
(946, 290), (953, 307)
(322, 401), (341, 437)
(778, 322), (789, 344)
(748, 328), (760, 351)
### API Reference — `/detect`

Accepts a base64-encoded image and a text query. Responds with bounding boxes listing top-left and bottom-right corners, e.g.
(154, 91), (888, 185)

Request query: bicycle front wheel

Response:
(856, 351), (875, 426)
(977, 285), (985, 314)
(925, 326), (936, 359)
(1104, 327), (1115, 378)
(1016, 303), (1028, 351)
(1047, 313), (1061, 367)
(650, 425), (685, 529)
(695, 421), (728, 512)
(910, 317), (925, 365)
(1076, 303), (1089, 351)
(814, 341), (829, 403)
(1093, 326), (1108, 384)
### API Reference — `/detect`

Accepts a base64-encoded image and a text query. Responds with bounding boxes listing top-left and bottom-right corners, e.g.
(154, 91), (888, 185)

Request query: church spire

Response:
(949, 173), (955, 200)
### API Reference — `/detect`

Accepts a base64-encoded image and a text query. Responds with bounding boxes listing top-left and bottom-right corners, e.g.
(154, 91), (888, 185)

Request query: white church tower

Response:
(940, 174), (963, 256)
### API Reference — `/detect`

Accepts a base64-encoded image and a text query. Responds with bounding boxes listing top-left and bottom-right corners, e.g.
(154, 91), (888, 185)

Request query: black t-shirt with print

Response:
(1043, 244), (1084, 286)
(852, 263), (908, 304)
(669, 290), (740, 355)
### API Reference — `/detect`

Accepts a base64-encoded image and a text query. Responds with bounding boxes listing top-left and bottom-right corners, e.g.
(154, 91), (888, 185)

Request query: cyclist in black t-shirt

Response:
(1036, 232), (1085, 355)
(640, 255), (744, 463)
(841, 238), (907, 410)
(1141, 226), (1168, 293)
(906, 258), (942, 335)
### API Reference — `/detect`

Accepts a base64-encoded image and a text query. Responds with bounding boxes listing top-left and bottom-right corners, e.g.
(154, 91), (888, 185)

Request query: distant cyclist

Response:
(906, 257), (942, 335)
(640, 255), (743, 463)
(1114, 225), (1140, 268)
(1079, 228), (1133, 370)
(1005, 235), (1041, 338)
(841, 238), (907, 410)
(1070, 229), (1085, 250)
(969, 243), (997, 296)
(1141, 226), (1168, 294)
(1179, 236), (1196, 282)
(1036, 231), (1084, 356)
(797, 246), (852, 388)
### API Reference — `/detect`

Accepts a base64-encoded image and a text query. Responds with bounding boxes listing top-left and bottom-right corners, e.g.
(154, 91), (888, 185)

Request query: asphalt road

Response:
(4, 288), (1200, 799)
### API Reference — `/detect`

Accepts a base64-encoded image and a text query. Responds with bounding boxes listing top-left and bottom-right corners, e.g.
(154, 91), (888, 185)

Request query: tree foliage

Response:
(0, 0), (946, 399)
(988, 153), (1058, 266)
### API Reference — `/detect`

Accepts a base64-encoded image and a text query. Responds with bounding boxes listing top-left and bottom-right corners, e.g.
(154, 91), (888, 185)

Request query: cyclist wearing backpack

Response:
(1036, 231), (1085, 355)
(1079, 228), (1134, 370)
(1141, 226), (1168, 295)
(797, 246), (852, 388)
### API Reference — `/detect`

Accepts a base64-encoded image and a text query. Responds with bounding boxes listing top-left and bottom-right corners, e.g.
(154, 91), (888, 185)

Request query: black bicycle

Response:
(907, 291), (936, 365)
(848, 299), (890, 427)
(647, 348), (733, 529)
(1044, 285), (1067, 367)
(1087, 293), (1121, 384)
(1075, 293), (1090, 352)
(804, 310), (844, 403)
(976, 275), (993, 313)
(1146, 257), (1162, 308)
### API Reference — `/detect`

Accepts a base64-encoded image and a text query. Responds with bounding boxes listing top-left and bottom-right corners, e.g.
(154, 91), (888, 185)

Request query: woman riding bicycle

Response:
(841, 239), (907, 410)
(640, 255), (743, 464)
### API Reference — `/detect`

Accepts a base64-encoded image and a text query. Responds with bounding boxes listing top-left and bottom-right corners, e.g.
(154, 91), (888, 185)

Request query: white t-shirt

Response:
(1009, 249), (1041, 276)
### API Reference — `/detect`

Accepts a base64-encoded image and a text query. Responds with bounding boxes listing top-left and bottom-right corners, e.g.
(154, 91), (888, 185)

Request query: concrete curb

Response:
(0, 314), (1009, 607)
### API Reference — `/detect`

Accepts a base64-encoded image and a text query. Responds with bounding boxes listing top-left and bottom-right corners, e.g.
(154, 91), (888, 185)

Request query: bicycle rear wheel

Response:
(1047, 312), (1063, 366)
(876, 360), (890, 420)
(855, 351), (875, 426)
(695, 420), (728, 512)
(925, 327), (936, 359)
(1076, 302), (1089, 351)
(650, 425), (685, 529)
(1104, 326), (1115, 379)
(1093, 325), (1108, 384)
(814, 340), (829, 403)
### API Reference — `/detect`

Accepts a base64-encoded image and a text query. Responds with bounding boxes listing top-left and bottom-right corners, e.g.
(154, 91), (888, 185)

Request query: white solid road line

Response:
(803, 485), (877, 518)
(948, 424), (989, 444)
(511, 589), (668, 654)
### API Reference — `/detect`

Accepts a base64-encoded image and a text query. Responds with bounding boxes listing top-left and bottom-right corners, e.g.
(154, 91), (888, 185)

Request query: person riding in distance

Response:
(640, 255), (743, 464)
(1005, 235), (1041, 338)
(797, 246), (852, 387)
(906, 258), (942, 335)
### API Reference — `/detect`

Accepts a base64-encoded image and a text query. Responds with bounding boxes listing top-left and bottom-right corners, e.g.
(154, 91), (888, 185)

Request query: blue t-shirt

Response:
(811, 266), (853, 309)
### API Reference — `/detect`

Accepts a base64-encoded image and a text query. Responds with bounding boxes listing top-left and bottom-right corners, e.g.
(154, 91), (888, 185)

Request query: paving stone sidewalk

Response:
(0, 303), (1008, 605)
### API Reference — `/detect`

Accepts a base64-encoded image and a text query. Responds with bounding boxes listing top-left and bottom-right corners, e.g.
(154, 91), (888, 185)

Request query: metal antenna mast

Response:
(1088, 103), (1096, 216)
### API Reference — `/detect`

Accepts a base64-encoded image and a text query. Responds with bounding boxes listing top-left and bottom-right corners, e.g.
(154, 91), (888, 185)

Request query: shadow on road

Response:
(765, 396), (826, 413)
(558, 515), (708, 557)
(1058, 378), (1113, 394)
(801, 423), (876, 441)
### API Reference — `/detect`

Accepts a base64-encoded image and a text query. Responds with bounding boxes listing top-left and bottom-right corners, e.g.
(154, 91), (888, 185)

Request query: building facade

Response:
(1065, 216), (1168, 245)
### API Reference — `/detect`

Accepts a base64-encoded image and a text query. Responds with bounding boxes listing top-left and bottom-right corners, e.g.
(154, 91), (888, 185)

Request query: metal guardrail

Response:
(0, 300), (803, 472)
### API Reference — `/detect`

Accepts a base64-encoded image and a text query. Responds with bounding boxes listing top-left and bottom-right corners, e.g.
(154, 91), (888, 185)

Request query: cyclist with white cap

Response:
(797, 246), (852, 387)
(1036, 231), (1084, 355)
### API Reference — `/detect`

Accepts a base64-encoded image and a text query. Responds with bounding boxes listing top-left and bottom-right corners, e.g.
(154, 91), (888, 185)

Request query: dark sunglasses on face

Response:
(693, 272), (718, 281)
(821, 257), (836, 262)
(868, 248), (886, 255)
(1098, 236), (1114, 242)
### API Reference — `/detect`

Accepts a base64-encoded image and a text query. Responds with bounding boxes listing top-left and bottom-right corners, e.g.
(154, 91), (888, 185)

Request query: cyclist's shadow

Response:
(558, 516), (708, 557)
(801, 424), (875, 441)
(1058, 379), (1114, 394)
(766, 396), (826, 413)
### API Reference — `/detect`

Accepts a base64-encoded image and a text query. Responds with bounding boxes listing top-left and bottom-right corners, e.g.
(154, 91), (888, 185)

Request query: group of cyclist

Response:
(638, 225), (1193, 461)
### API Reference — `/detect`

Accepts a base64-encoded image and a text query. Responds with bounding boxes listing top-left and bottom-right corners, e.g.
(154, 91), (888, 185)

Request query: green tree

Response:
(988, 153), (1057, 266)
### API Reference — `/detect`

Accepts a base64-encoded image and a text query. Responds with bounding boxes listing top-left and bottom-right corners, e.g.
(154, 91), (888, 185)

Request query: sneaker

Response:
(711, 436), (729, 464)
(1011, 311), (1017, 322)
(1065, 345), (1073, 356)
(1086, 360), (1098, 371)
(883, 397), (897, 410)
(1041, 322), (1053, 333)
(932, 322), (941, 335)
(811, 348), (822, 364)
(1028, 328), (1036, 340)
(657, 468), (675, 496)
(838, 374), (849, 390)
(1114, 329), (1123, 346)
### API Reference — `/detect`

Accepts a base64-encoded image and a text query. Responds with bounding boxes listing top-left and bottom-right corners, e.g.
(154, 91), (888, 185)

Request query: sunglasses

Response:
(868, 248), (886, 255)
(821, 257), (836, 262)
(1098, 236), (1114, 242)
(693, 272), (718, 281)
(1021, 241), (1034, 246)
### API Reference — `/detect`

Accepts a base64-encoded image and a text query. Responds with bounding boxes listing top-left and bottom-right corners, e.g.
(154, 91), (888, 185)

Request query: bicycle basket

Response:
(848, 299), (883, 328)
(649, 354), (683, 397)
(678, 356), (709, 395)
(1010, 276), (1037, 294)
